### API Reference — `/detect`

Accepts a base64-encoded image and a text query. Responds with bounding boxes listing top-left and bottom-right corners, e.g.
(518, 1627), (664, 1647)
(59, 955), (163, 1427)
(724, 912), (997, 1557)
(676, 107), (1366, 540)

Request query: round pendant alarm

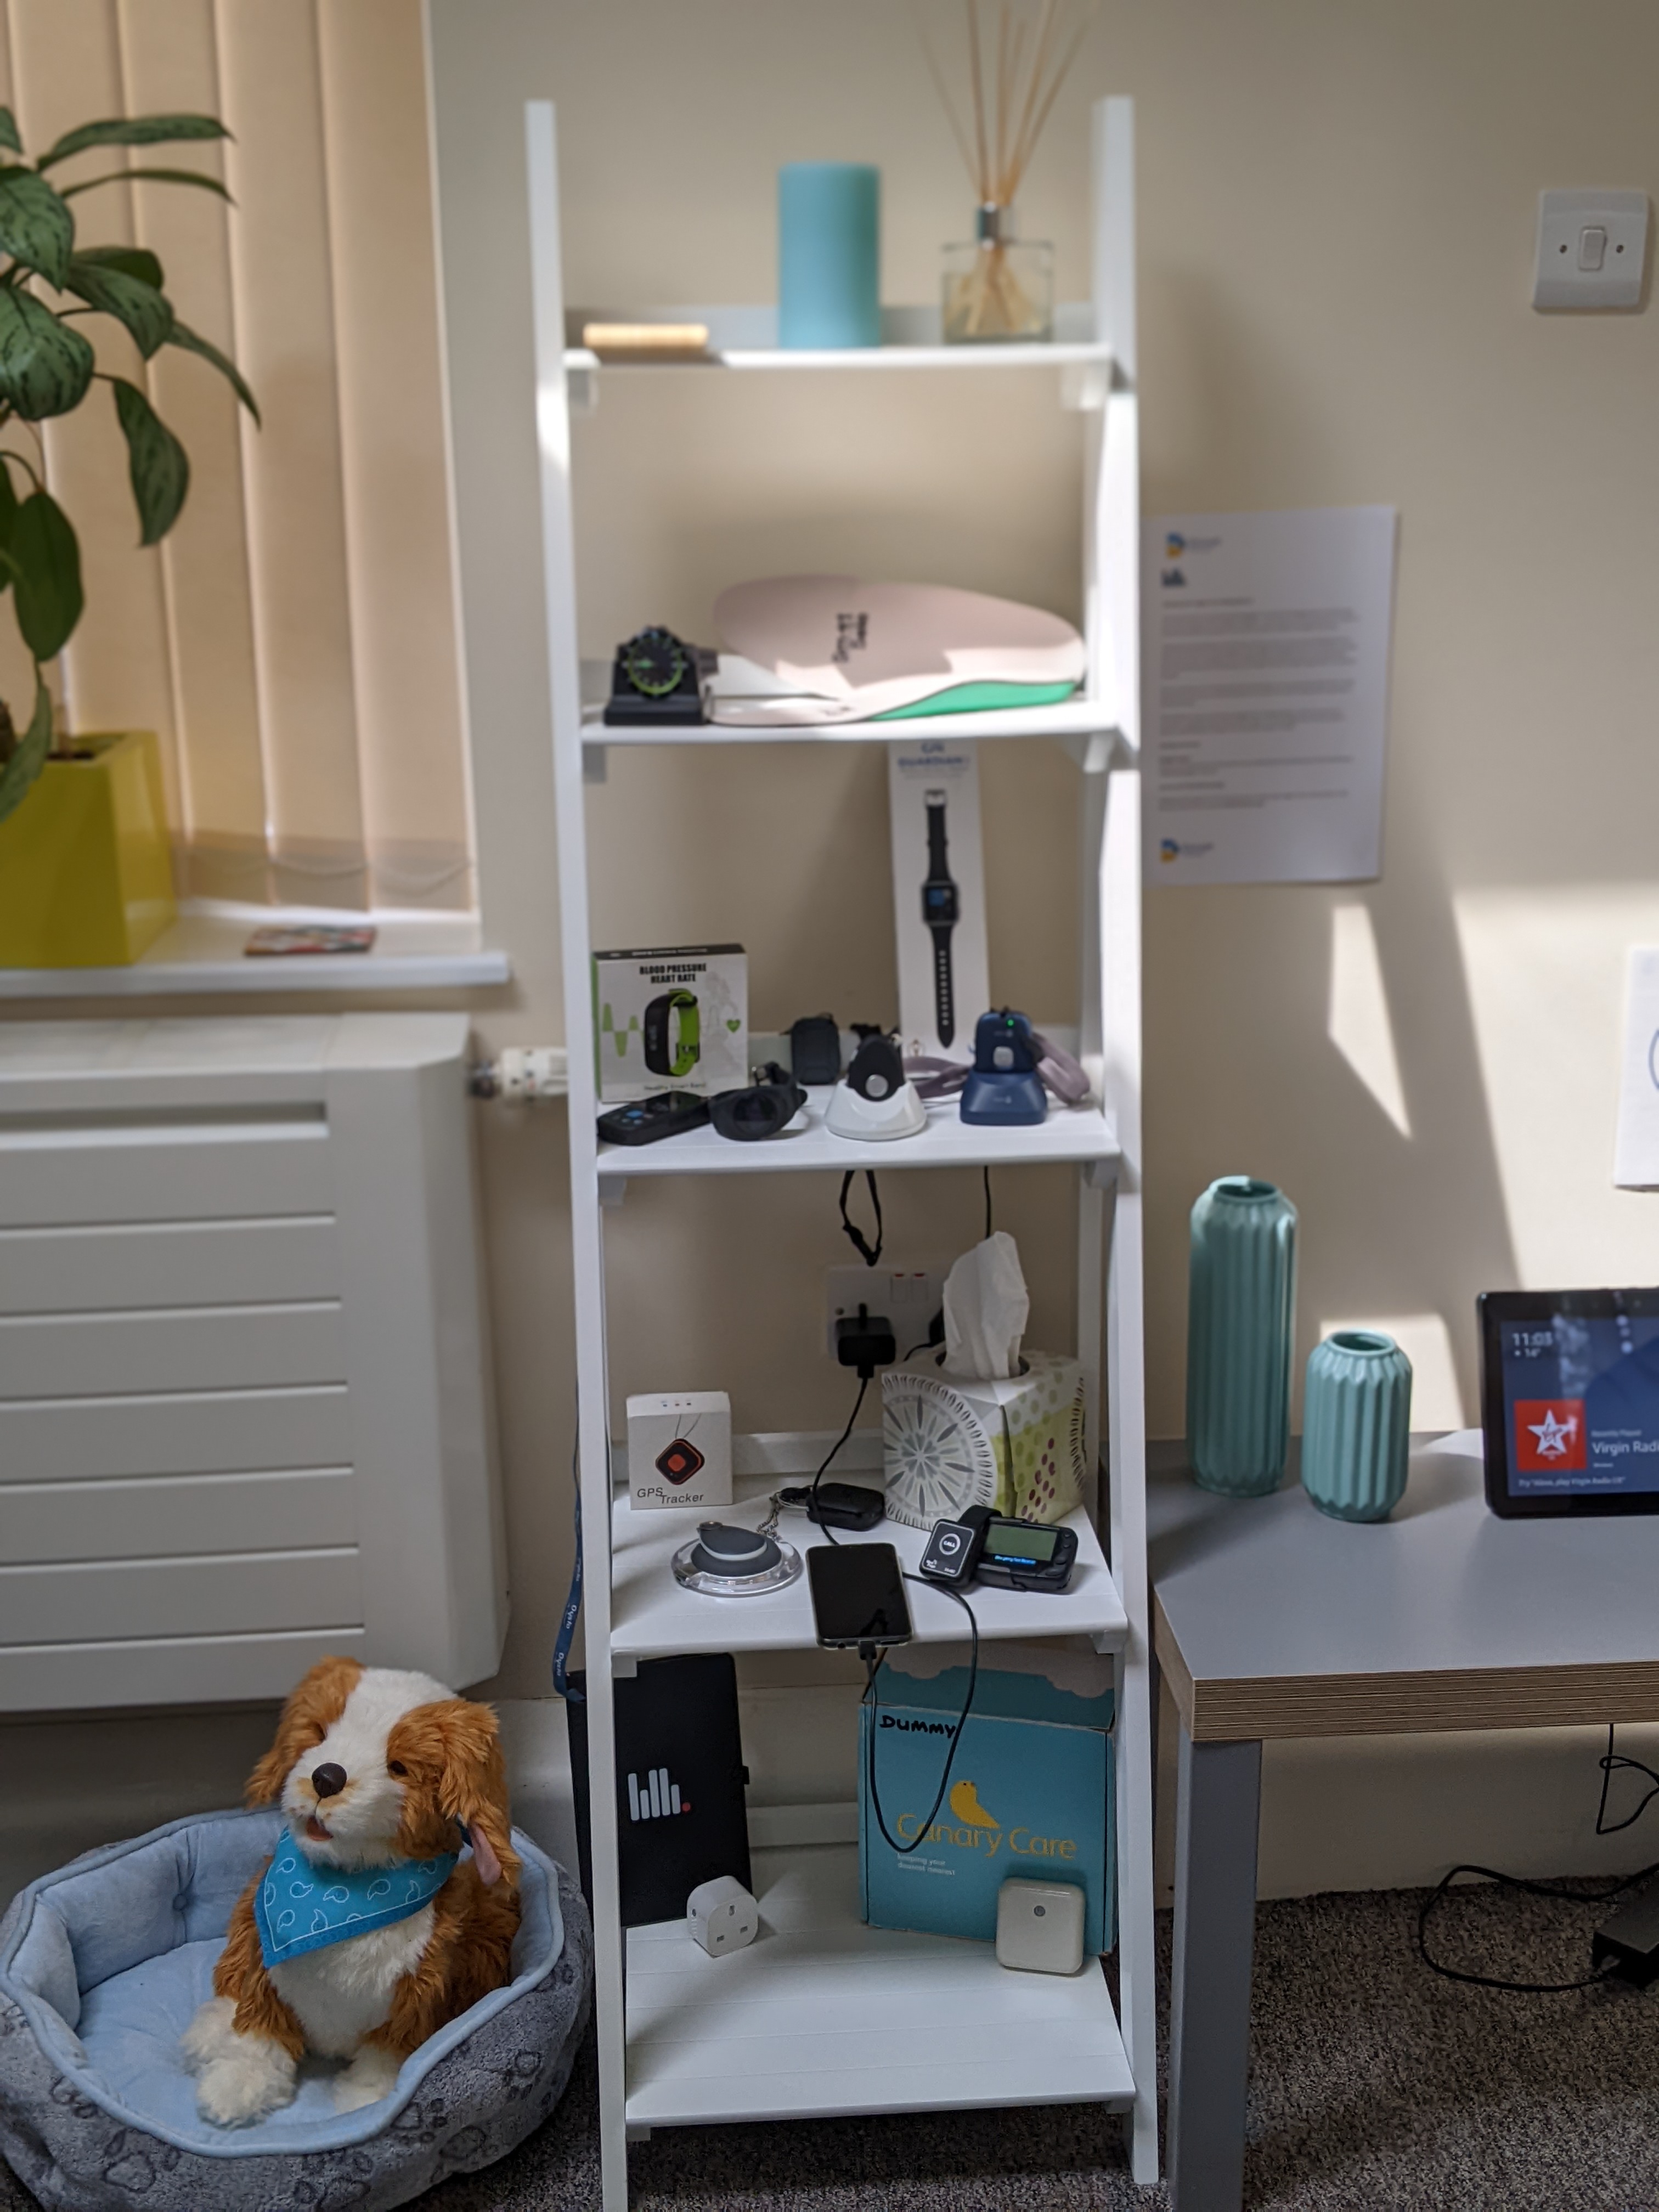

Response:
(672, 1521), (803, 1597)
(882, 1370), (1001, 1530)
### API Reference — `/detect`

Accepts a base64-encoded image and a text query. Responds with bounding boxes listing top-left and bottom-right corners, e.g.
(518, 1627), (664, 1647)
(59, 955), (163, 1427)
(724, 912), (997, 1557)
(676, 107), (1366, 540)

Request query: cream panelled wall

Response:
(0, 0), (473, 910)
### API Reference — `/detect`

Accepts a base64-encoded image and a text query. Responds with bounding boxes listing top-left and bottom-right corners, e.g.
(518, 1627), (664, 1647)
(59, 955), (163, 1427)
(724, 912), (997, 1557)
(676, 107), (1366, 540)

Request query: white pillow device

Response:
(995, 1877), (1087, 1975)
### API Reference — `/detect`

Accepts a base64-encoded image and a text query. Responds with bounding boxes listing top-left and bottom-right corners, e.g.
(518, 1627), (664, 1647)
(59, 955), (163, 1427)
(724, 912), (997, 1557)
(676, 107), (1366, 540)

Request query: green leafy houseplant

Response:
(0, 107), (258, 827)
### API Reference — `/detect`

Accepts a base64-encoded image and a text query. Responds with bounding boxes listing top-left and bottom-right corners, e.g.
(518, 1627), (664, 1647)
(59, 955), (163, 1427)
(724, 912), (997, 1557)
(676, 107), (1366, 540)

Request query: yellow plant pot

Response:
(0, 730), (176, 967)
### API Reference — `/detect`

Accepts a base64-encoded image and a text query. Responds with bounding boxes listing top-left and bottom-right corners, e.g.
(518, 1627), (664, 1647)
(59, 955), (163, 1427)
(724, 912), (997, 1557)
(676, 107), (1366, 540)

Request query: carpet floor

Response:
(7, 1881), (1659, 2210)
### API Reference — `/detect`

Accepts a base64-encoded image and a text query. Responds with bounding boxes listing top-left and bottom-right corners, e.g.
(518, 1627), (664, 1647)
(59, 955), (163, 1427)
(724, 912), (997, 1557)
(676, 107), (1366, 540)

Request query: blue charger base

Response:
(960, 1070), (1048, 1126)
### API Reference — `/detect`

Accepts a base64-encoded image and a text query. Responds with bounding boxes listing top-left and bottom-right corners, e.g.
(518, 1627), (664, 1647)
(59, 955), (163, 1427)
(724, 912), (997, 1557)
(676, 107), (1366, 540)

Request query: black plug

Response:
(836, 1302), (896, 1380)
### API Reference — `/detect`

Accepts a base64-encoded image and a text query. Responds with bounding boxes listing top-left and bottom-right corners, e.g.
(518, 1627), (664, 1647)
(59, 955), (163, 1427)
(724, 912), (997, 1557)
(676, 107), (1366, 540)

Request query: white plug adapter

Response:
(687, 1874), (759, 1957)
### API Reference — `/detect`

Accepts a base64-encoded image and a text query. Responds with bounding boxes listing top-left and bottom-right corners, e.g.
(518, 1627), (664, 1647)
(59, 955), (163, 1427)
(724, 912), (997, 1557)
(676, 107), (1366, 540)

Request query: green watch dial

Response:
(623, 627), (688, 698)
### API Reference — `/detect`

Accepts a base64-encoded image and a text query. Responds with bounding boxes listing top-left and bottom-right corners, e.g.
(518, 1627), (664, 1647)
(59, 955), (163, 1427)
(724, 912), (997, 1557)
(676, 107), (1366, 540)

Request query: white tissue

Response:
(942, 1232), (1030, 1381)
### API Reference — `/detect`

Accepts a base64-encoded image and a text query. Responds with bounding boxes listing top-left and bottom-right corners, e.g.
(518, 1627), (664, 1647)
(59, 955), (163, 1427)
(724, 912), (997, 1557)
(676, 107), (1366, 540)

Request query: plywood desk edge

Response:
(1153, 1593), (1659, 1742)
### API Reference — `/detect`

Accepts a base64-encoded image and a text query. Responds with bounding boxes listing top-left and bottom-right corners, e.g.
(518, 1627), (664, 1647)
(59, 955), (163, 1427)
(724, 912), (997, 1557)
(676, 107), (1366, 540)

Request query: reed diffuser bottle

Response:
(943, 203), (1053, 345)
(916, 0), (1093, 347)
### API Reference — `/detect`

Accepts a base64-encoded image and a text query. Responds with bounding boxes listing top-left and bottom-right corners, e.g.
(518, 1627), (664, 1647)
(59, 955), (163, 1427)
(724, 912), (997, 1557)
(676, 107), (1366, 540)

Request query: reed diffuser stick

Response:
(921, 0), (1098, 341)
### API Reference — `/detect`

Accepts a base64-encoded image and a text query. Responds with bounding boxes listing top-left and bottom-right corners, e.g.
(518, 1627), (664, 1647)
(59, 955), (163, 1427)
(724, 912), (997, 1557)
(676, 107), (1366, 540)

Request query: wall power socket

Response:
(826, 1265), (945, 1364)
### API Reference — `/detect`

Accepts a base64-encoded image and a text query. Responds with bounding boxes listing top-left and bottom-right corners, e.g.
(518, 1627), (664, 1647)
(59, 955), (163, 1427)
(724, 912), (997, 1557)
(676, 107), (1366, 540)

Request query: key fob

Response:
(919, 1513), (988, 1587)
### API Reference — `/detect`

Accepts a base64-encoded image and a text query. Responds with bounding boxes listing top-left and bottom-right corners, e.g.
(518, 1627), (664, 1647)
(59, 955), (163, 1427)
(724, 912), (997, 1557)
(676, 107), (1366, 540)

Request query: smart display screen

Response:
(1494, 1299), (1659, 1498)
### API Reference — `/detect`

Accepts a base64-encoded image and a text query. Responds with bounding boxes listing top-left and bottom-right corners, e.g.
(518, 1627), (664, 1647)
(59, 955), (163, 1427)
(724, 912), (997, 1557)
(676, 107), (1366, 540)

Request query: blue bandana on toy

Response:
(254, 1828), (459, 1969)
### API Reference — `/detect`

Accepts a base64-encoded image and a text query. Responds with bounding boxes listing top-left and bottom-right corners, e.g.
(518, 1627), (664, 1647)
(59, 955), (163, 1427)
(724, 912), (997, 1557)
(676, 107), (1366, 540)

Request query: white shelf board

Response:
(599, 1088), (1119, 1180)
(610, 1455), (1127, 1661)
(583, 696), (1122, 751)
(569, 339), (1111, 376)
(625, 1841), (1133, 2128)
(0, 907), (510, 999)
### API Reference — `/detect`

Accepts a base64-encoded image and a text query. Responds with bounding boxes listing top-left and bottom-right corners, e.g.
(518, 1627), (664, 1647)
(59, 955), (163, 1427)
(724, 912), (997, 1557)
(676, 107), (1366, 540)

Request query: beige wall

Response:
(428, 0), (1659, 1879)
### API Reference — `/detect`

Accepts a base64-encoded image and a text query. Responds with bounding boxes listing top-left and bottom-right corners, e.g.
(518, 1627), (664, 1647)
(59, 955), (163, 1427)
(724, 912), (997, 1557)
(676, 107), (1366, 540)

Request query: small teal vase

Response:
(1301, 1331), (1413, 1522)
(1187, 1176), (1297, 1497)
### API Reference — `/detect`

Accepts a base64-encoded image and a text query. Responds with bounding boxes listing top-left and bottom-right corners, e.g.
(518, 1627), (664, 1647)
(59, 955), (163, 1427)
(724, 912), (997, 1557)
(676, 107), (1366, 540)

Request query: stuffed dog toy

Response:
(183, 1656), (520, 2126)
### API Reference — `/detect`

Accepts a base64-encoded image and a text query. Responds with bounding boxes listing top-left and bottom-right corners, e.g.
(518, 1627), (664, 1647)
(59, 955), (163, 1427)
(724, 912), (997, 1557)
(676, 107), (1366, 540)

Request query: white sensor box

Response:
(627, 1391), (732, 1511)
(687, 1874), (759, 1956)
(995, 1877), (1086, 1975)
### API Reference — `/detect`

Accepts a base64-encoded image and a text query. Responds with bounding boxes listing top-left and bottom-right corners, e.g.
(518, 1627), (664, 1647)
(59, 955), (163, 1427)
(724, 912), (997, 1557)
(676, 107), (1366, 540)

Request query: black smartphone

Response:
(807, 1541), (911, 1649)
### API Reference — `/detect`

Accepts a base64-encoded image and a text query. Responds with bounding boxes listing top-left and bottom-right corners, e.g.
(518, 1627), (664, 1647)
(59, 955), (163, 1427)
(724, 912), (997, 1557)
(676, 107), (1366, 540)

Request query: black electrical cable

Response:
(1596, 1723), (1659, 1835)
(862, 1578), (979, 1856)
(1415, 1724), (1659, 1991)
(1417, 1860), (1657, 1993)
(551, 1407), (584, 1703)
(807, 1370), (870, 1544)
(983, 1164), (994, 1242)
(838, 1170), (883, 1267)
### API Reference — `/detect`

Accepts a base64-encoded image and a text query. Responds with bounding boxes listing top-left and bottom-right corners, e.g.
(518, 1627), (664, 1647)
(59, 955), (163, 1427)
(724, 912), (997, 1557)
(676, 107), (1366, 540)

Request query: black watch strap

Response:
(931, 926), (955, 1048)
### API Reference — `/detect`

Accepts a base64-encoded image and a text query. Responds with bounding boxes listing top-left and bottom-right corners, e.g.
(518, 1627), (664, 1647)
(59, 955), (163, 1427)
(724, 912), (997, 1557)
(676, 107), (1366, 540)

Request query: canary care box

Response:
(859, 1640), (1114, 1955)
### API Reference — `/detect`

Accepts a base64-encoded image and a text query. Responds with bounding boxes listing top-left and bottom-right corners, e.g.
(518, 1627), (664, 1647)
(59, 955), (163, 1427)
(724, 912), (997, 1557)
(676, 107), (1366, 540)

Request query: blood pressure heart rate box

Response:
(594, 945), (747, 1102)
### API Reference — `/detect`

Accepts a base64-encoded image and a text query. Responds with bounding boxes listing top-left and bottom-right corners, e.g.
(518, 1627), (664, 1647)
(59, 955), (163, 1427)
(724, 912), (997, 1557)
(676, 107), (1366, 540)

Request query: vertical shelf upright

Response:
(527, 95), (1156, 2209)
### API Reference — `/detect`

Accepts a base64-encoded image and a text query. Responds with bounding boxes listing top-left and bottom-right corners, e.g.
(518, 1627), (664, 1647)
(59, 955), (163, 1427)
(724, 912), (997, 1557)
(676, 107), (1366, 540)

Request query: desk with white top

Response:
(1149, 1429), (1659, 2211)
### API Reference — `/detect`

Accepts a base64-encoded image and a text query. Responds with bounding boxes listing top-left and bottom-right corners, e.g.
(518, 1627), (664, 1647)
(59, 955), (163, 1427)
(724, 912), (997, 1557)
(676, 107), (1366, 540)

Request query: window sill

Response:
(0, 905), (511, 1000)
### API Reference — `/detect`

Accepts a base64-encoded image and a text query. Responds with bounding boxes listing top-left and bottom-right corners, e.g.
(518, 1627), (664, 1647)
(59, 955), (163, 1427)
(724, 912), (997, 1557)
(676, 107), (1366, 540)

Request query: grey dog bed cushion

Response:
(0, 1807), (592, 2212)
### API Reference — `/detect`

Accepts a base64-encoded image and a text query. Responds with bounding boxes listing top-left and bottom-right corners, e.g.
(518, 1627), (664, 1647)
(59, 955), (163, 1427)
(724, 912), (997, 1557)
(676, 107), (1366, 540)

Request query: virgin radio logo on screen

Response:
(1514, 1400), (1586, 1473)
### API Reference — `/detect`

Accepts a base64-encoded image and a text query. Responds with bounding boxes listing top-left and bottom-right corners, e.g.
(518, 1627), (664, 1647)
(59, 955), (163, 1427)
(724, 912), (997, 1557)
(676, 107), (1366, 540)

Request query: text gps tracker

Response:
(710, 1064), (807, 1142)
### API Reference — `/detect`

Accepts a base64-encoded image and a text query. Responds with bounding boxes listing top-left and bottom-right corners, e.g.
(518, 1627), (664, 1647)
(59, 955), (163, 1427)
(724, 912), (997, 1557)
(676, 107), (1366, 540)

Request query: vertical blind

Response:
(0, 0), (475, 911)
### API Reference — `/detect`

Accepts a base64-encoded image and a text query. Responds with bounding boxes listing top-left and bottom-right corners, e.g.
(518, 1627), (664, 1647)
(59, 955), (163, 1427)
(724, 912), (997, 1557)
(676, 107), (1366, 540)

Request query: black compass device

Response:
(921, 789), (960, 1048)
(604, 625), (710, 726)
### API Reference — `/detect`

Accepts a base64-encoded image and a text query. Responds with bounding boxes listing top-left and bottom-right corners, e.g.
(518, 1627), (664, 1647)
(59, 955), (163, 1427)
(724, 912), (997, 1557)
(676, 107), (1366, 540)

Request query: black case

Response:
(565, 1654), (751, 1924)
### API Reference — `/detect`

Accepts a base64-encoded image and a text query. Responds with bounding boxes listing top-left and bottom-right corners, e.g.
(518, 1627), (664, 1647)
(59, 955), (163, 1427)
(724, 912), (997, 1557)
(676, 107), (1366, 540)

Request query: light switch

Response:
(1534, 190), (1647, 309)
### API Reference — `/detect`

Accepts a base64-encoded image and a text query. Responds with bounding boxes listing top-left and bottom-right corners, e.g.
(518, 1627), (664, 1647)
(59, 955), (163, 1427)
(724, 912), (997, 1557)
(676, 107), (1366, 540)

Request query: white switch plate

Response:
(1533, 190), (1648, 309)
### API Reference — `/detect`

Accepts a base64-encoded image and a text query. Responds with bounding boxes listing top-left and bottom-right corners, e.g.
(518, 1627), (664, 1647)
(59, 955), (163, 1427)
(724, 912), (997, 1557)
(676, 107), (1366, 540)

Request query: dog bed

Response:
(0, 1808), (592, 2212)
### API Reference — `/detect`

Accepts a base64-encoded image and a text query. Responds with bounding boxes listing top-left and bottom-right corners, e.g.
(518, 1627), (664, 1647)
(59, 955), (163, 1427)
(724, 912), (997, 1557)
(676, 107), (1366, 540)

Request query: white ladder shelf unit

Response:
(526, 95), (1156, 2210)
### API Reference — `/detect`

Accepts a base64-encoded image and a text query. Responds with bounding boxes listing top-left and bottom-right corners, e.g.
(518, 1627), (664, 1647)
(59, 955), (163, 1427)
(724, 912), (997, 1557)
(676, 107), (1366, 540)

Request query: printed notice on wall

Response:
(1614, 949), (1659, 1188)
(1142, 507), (1398, 885)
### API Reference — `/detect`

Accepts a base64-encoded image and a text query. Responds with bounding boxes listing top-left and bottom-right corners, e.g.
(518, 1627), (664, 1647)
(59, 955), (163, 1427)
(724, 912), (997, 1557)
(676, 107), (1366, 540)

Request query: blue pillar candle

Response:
(778, 162), (881, 349)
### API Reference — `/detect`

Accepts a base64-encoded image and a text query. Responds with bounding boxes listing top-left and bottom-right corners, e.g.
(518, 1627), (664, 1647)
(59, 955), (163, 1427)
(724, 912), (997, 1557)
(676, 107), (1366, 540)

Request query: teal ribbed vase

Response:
(1301, 1331), (1413, 1522)
(1186, 1177), (1297, 1497)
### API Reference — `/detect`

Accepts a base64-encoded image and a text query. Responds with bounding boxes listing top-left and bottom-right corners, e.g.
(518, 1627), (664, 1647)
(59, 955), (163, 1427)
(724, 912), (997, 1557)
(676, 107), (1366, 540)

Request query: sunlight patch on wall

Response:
(1454, 887), (1659, 1288)
(1318, 1312), (1465, 1430)
(1328, 902), (1410, 1137)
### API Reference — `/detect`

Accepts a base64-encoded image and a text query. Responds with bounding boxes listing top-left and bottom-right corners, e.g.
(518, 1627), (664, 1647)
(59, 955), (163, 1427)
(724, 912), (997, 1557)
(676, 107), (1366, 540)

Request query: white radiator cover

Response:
(0, 1014), (507, 1711)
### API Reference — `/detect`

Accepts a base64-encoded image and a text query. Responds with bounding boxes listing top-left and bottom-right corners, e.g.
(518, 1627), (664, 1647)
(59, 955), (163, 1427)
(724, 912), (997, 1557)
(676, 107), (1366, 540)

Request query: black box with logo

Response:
(565, 1652), (752, 1924)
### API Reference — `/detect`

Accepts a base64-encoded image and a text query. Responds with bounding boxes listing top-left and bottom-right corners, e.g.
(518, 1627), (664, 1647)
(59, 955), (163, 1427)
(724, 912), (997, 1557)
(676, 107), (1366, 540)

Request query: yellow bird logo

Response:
(949, 1779), (1000, 1830)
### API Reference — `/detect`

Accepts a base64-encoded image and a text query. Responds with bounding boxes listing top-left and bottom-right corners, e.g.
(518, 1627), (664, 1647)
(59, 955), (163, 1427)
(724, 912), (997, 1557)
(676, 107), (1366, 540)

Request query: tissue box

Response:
(881, 1352), (1087, 1529)
(594, 945), (748, 1101)
(627, 1391), (732, 1511)
(860, 1641), (1115, 1954)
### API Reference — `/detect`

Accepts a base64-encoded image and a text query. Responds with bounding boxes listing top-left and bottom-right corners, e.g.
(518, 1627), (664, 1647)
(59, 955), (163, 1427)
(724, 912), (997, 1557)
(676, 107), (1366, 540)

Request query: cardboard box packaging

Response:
(860, 1641), (1115, 1954)
(627, 1391), (732, 1511)
(594, 944), (747, 1102)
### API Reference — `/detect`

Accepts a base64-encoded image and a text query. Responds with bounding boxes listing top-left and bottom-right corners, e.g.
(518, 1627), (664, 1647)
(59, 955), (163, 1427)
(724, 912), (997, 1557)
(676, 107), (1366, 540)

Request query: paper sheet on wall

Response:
(1142, 507), (1398, 885)
(1614, 949), (1659, 1188)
